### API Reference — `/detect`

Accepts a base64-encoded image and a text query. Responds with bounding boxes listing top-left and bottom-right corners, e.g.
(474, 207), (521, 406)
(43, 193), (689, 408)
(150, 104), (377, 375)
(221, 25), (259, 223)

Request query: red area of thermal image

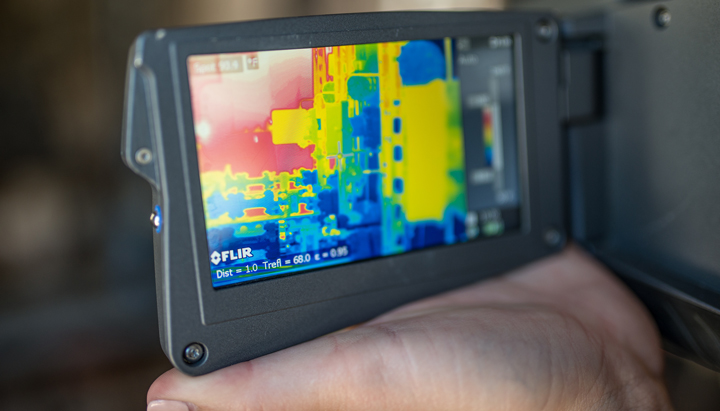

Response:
(189, 50), (315, 177)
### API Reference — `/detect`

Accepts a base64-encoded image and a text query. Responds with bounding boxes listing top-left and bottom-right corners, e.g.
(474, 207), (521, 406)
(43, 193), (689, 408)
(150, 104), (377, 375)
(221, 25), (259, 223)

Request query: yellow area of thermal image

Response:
(270, 109), (315, 148)
(402, 80), (453, 222)
(389, 37), (463, 223)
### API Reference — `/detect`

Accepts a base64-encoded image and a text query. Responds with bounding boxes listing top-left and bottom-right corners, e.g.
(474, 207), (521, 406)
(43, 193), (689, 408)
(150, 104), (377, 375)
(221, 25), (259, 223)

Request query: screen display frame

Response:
(166, 15), (554, 327)
(187, 35), (524, 290)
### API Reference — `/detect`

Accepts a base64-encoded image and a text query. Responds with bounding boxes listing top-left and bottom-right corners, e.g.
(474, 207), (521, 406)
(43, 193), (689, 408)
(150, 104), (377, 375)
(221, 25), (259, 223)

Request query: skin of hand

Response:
(147, 245), (673, 411)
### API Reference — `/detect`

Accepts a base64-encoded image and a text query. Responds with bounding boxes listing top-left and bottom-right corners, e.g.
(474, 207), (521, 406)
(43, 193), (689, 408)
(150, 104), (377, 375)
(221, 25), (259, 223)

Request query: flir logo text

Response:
(210, 248), (253, 265)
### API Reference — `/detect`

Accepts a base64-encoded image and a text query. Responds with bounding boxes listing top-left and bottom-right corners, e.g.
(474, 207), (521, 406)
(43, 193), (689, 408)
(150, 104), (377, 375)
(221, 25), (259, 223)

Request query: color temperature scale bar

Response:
(487, 71), (505, 194)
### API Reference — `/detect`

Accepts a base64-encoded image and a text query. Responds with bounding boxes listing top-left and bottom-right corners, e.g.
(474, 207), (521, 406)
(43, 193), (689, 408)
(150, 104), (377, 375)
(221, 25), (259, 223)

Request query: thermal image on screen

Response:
(188, 39), (474, 287)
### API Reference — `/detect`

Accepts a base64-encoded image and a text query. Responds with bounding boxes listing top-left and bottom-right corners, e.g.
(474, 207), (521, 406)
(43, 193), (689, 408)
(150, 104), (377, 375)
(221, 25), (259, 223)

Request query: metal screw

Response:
(133, 57), (143, 68)
(543, 228), (563, 247)
(155, 29), (166, 40)
(655, 7), (672, 29)
(184, 343), (205, 364)
(135, 147), (153, 165)
(536, 19), (557, 43)
(655, 7), (671, 29)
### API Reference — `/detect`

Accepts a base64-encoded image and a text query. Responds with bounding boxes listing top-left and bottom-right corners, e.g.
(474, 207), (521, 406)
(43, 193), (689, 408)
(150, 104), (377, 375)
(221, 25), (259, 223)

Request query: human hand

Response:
(147, 245), (672, 410)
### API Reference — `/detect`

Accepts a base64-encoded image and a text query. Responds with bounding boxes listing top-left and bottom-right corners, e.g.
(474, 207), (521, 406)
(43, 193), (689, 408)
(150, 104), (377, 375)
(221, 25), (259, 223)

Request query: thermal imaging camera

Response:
(122, 4), (720, 376)
(122, 11), (563, 375)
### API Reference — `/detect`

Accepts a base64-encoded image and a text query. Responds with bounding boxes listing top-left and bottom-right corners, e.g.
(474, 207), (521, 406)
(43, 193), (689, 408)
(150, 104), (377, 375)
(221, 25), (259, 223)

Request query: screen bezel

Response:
(172, 20), (541, 326)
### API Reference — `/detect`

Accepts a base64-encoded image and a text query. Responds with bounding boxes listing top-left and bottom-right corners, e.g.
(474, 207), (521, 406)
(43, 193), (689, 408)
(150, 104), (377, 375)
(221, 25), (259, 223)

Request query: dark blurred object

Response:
(1, 356), (170, 411)
(518, 0), (720, 373)
(665, 353), (720, 411)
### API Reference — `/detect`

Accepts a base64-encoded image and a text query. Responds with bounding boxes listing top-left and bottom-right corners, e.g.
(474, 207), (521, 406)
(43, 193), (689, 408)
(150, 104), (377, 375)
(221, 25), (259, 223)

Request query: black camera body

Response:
(122, 2), (720, 376)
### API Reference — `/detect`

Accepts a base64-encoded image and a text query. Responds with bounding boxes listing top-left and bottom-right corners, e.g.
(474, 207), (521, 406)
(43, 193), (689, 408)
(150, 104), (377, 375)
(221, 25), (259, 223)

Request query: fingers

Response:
(369, 245), (663, 377)
(507, 245), (664, 377)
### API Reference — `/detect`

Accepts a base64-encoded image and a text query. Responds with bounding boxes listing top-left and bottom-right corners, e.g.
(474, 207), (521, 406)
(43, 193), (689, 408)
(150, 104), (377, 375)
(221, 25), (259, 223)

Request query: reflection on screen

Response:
(187, 37), (521, 288)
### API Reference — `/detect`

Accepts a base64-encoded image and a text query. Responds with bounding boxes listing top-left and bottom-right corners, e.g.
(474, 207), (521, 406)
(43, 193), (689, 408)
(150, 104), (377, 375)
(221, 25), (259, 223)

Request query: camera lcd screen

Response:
(187, 36), (522, 288)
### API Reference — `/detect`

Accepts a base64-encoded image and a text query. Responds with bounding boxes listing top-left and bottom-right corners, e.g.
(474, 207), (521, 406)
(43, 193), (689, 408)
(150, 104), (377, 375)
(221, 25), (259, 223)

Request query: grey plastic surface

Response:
(564, 0), (720, 370)
(121, 11), (565, 376)
(603, 0), (720, 292)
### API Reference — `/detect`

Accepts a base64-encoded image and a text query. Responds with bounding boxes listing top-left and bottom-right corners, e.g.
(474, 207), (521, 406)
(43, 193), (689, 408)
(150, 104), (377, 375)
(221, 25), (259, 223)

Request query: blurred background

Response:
(0, 0), (718, 409)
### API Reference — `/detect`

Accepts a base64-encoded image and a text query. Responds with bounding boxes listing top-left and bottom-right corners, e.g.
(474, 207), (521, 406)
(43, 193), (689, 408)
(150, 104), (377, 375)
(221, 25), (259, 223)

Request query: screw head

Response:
(135, 147), (153, 165)
(655, 7), (671, 29)
(184, 343), (205, 364)
(543, 228), (563, 247)
(535, 19), (557, 43)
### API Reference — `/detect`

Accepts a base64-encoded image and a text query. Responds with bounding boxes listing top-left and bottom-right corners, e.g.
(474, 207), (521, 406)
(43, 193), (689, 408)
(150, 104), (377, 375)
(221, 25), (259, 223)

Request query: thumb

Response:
(146, 328), (404, 411)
